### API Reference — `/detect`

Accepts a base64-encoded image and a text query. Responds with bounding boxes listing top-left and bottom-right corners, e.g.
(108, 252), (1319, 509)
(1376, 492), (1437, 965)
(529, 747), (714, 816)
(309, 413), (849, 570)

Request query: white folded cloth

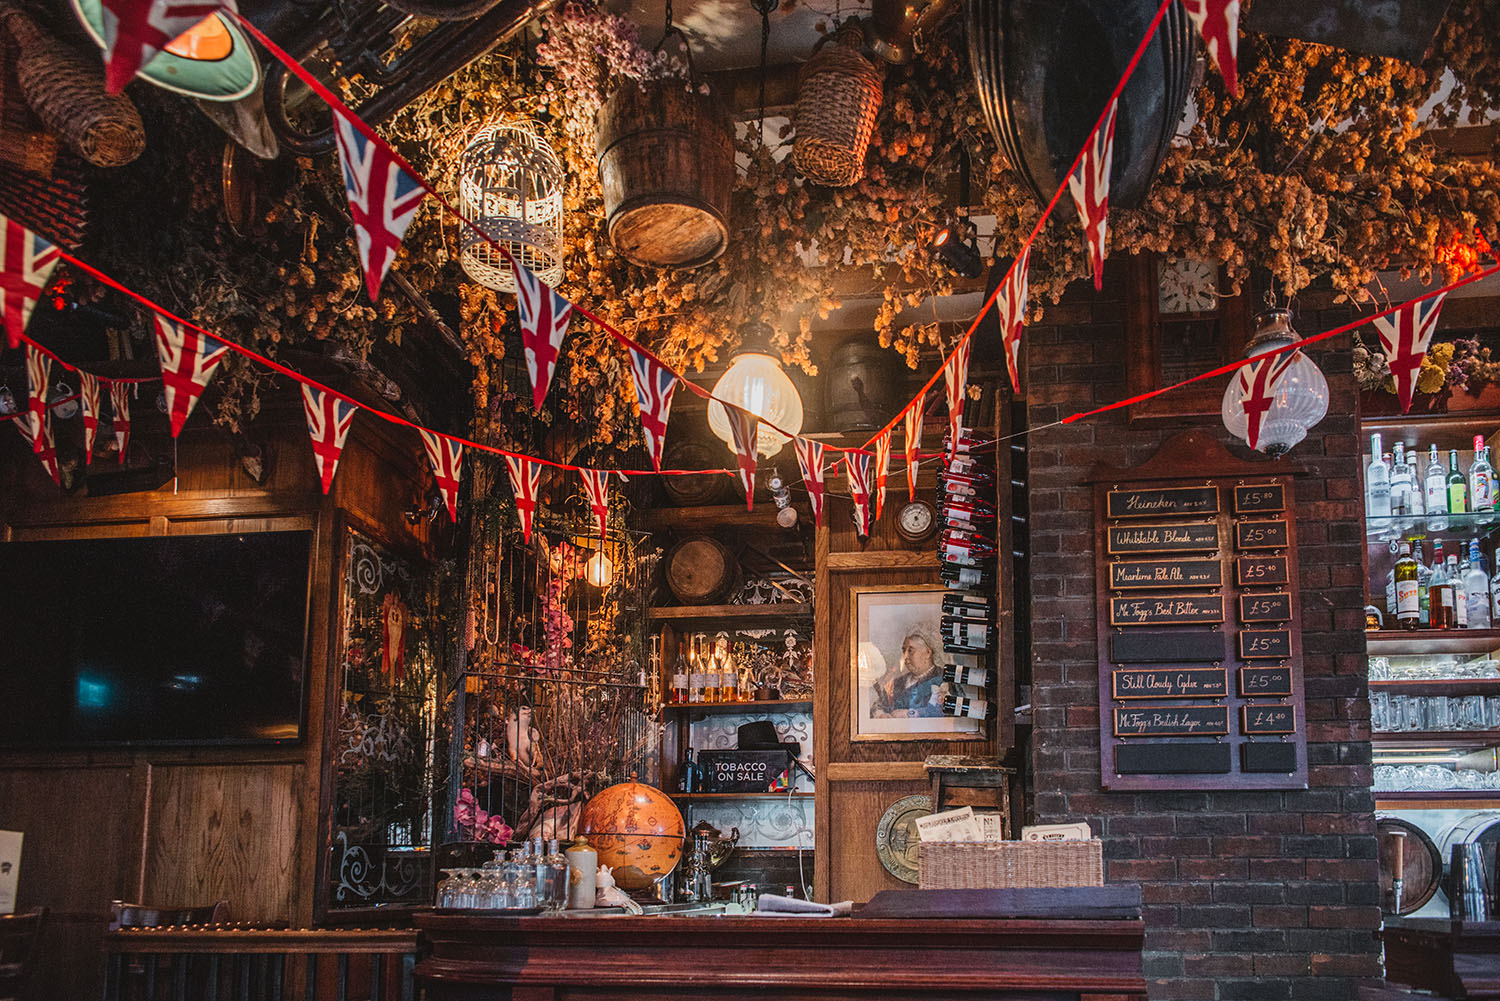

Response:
(755, 894), (853, 917)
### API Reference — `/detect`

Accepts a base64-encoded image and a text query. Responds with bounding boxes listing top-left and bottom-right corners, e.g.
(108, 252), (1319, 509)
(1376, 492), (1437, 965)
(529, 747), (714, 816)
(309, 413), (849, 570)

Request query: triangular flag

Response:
(625, 344), (678, 473)
(94, 0), (229, 94)
(1067, 98), (1118, 292)
(580, 468), (612, 539)
(109, 380), (132, 463)
(504, 454), (543, 544)
(301, 384), (359, 495)
(332, 113), (425, 302)
(1180, 0), (1241, 97)
(1, 213), (61, 350)
(794, 437), (826, 529)
(153, 315), (230, 437)
(846, 451), (872, 538)
(903, 399), (923, 503)
(1236, 349), (1298, 452)
(418, 429), (464, 523)
(874, 431), (891, 522)
(80, 372), (101, 465)
(725, 406), (759, 510)
(512, 259), (574, 412)
(24, 344), (50, 456)
(942, 339), (973, 461)
(1373, 293), (1448, 414)
(999, 247), (1031, 394)
(13, 402), (58, 485)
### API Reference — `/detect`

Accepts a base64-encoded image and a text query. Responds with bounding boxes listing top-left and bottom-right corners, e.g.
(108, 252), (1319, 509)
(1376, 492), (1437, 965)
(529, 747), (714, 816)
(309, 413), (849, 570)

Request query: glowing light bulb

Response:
(707, 351), (804, 458)
(584, 551), (613, 589)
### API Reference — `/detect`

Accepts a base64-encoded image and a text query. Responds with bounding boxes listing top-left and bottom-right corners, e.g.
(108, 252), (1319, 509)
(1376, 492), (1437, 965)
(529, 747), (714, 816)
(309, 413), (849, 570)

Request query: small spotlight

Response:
(930, 219), (983, 279)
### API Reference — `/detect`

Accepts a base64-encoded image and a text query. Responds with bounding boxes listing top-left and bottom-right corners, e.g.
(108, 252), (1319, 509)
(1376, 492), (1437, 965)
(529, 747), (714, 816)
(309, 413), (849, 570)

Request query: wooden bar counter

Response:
(1381, 918), (1500, 999)
(413, 888), (1147, 1001)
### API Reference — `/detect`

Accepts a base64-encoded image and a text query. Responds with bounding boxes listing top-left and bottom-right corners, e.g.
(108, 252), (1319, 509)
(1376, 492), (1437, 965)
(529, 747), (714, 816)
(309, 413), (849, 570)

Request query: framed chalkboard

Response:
(1107, 486), (1220, 519)
(1239, 665), (1293, 697)
(1239, 593), (1292, 623)
(1114, 705), (1229, 737)
(1234, 520), (1289, 550)
(1110, 558), (1223, 590)
(1113, 667), (1228, 700)
(1236, 555), (1289, 587)
(1107, 523), (1220, 555)
(1241, 704), (1296, 735)
(1109, 595), (1224, 626)
(1233, 483), (1285, 513)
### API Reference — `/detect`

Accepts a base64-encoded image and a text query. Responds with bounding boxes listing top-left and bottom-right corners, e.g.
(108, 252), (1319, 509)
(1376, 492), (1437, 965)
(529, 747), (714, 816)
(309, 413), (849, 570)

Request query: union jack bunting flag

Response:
(580, 468), (612, 539)
(95, 0), (228, 93)
(846, 451), (872, 538)
(874, 431), (891, 522)
(1236, 349), (1298, 452)
(794, 437), (826, 528)
(725, 406), (759, 510)
(512, 260), (574, 412)
(418, 429), (464, 523)
(13, 402), (58, 485)
(1000, 247), (1031, 394)
(942, 338), (973, 461)
(301, 384), (359, 495)
(109, 380), (132, 463)
(24, 344), (50, 457)
(1, 213), (60, 350)
(80, 372), (101, 464)
(626, 344), (678, 472)
(1180, 0), (1241, 97)
(1067, 98), (1118, 292)
(1373, 292), (1449, 414)
(333, 114), (425, 303)
(903, 399), (923, 503)
(154, 315), (230, 437)
(504, 454), (543, 544)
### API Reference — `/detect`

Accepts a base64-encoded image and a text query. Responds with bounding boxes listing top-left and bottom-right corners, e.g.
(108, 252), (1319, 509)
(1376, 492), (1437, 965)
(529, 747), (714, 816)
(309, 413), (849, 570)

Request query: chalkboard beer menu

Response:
(1090, 431), (1308, 792)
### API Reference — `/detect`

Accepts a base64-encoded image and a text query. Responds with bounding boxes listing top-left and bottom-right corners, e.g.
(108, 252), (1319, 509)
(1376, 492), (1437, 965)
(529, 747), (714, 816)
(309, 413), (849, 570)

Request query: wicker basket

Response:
(918, 840), (1105, 890)
(793, 22), (883, 187)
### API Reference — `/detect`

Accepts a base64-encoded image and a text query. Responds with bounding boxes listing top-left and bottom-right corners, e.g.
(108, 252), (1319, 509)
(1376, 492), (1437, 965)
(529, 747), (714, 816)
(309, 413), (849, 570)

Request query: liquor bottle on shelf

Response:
(1473, 436), (1496, 514)
(1467, 540), (1492, 630)
(1366, 433), (1392, 519)
(1427, 445), (1450, 530)
(943, 663), (991, 688)
(1450, 553), (1469, 629)
(680, 749), (698, 793)
(1430, 544), (1455, 630)
(1391, 442), (1410, 519)
(688, 635), (706, 704)
(1491, 547), (1500, 624)
(1395, 541), (1420, 630)
(941, 694), (990, 719)
(1407, 451), (1426, 519)
(671, 641), (690, 704)
(1385, 561), (1397, 623)
(1414, 539), (1434, 626)
(1449, 449), (1470, 515)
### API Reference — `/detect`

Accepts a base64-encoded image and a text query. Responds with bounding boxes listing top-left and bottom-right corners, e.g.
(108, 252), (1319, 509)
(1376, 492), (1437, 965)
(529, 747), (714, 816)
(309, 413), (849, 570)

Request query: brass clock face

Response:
(1157, 258), (1220, 315)
(875, 794), (932, 883)
(896, 500), (937, 542)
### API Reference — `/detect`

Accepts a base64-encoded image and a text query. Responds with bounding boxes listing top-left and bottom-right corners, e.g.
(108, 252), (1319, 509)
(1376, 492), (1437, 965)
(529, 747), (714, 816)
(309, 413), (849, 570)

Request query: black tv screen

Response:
(0, 531), (311, 747)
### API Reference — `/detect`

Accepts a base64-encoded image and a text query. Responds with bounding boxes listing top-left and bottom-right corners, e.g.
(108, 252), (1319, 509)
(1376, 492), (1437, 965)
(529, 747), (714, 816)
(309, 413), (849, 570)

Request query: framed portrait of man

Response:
(850, 585), (983, 741)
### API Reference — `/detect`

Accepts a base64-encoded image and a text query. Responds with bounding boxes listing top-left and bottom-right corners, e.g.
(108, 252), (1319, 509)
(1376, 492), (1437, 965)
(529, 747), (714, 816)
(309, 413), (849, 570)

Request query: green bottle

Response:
(1449, 449), (1469, 514)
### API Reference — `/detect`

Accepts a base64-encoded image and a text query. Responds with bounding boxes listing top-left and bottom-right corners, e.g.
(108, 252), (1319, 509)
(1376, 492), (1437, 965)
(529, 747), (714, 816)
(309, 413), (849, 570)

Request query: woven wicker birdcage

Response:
(458, 119), (565, 293)
(793, 22), (883, 188)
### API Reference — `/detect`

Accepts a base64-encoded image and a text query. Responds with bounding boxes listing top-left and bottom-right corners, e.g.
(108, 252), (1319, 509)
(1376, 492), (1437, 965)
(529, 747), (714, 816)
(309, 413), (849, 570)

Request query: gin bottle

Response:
(1427, 445), (1450, 530)
(1390, 441), (1410, 519)
(1366, 433), (1392, 519)
(1450, 554), (1469, 629)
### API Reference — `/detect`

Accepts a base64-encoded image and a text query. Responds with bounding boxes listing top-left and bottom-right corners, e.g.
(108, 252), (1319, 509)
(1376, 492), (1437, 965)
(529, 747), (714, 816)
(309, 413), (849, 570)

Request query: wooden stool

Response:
(925, 755), (1015, 838)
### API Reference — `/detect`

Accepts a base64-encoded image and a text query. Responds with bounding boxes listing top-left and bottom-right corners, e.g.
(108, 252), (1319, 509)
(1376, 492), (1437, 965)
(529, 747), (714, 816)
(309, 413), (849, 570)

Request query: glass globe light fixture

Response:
(1221, 308), (1329, 457)
(707, 319), (804, 459)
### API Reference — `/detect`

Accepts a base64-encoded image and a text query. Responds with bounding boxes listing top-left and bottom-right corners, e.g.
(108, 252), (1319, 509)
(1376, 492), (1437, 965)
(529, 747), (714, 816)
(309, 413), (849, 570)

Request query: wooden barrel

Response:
(665, 536), (737, 606)
(1378, 816), (1441, 915)
(824, 338), (902, 433)
(661, 440), (732, 507)
(1439, 812), (1500, 904)
(595, 80), (733, 269)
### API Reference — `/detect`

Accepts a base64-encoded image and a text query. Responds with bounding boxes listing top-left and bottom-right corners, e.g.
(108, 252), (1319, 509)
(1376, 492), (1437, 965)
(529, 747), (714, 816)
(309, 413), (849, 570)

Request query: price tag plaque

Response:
(1239, 593), (1292, 623)
(1234, 484), (1285, 514)
(1241, 704), (1296, 735)
(1239, 629), (1292, 660)
(1236, 555), (1290, 587)
(1239, 665), (1293, 697)
(1235, 520), (1290, 551)
(1114, 705), (1230, 738)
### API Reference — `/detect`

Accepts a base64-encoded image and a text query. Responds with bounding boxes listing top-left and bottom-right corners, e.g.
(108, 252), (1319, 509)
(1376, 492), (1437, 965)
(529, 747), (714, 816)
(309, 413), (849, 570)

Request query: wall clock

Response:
(896, 500), (937, 542)
(875, 794), (931, 884)
(1156, 258), (1220, 315)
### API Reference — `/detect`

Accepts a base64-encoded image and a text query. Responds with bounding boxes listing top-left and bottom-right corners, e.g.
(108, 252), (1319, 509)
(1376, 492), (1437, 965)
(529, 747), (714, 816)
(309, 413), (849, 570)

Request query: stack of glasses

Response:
(938, 429), (998, 721)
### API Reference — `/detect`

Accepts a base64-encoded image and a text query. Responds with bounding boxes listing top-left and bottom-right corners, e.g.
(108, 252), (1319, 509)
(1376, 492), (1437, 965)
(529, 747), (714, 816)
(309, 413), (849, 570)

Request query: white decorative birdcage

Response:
(458, 119), (565, 293)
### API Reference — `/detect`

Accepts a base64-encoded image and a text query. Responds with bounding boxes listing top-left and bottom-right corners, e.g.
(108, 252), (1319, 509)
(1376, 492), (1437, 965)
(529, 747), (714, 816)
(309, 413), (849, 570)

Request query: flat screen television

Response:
(0, 531), (312, 747)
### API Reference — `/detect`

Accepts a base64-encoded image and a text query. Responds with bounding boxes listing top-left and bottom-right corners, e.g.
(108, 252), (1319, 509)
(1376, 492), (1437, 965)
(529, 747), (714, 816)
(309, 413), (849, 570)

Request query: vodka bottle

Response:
(1467, 540), (1493, 629)
(1390, 442), (1410, 519)
(1430, 545), (1454, 630)
(1427, 445), (1450, 530)
(1473, 437), (1496, 514)
(1366, 433), (1392, 519)
(1451, 554), (1469, 629)
(1407, 451), (1425, 518)
(1491, 547), (1500, 624)
(1449, 449), (1470, 515)
(1395, 542), (1420, 630)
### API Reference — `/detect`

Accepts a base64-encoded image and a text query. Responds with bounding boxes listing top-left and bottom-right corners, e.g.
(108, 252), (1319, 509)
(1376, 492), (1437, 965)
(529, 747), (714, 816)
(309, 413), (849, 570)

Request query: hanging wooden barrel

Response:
(665, 536), (738, 606)
(661, 440), (733, 507)
(824, 338), (903, 433)
(966, 0), (1197, 214)
(382, 0), (498, 19)
(1378, 815), (1441, 915)
(1439, 812), (1500, 905)
(595, 80), (733, 269)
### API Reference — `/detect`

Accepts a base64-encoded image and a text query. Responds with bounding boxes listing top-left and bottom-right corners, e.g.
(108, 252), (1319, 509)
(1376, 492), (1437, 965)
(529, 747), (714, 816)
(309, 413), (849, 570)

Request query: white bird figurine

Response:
(506, 705), (543, 772)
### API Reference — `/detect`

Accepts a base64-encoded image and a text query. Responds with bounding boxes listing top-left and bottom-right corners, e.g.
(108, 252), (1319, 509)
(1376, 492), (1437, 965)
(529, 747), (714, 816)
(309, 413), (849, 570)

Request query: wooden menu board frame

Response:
(1088, 430), (1308, 792)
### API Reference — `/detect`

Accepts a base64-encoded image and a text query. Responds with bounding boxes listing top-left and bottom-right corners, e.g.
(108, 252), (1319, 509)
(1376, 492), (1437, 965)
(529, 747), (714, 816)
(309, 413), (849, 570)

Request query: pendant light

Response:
(706, 0), (804, 459)
(1221, 307), (1329, 457)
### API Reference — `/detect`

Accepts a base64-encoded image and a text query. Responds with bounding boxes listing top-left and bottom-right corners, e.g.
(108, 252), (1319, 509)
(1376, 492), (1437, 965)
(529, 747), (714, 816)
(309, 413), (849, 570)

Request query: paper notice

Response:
(1020, 822), (1093, 842)
(915, 806), (983, 843)
(0, 830), (22, 914)
(976, 813), (1005, 842)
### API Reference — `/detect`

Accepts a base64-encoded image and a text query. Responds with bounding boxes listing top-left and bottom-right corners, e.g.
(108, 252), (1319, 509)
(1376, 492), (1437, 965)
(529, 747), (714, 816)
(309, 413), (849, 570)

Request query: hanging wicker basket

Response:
(793, 22), (883, 188)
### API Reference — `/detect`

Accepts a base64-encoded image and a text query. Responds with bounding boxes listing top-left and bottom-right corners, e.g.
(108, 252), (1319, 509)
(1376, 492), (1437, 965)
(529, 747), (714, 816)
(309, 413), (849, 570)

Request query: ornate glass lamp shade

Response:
(1221, 308), (1330, 457)
(707, 321), (804, 459)
(458, 119), (565, 293)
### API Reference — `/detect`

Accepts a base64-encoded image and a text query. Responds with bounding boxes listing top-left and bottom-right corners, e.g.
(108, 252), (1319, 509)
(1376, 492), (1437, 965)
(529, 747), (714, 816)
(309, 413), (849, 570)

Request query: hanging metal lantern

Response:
(458, 119), (565, 293)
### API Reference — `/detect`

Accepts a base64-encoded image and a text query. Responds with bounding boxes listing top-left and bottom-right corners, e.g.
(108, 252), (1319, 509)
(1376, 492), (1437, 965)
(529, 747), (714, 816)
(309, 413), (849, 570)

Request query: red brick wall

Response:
(1024, 272), (1380, 1001)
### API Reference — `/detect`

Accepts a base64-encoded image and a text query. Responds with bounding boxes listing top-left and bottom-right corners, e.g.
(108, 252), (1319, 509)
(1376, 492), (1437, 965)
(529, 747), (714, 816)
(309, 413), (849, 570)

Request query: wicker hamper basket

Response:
(792, 22), (883, 187)
(918, 840), (1105, 890)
